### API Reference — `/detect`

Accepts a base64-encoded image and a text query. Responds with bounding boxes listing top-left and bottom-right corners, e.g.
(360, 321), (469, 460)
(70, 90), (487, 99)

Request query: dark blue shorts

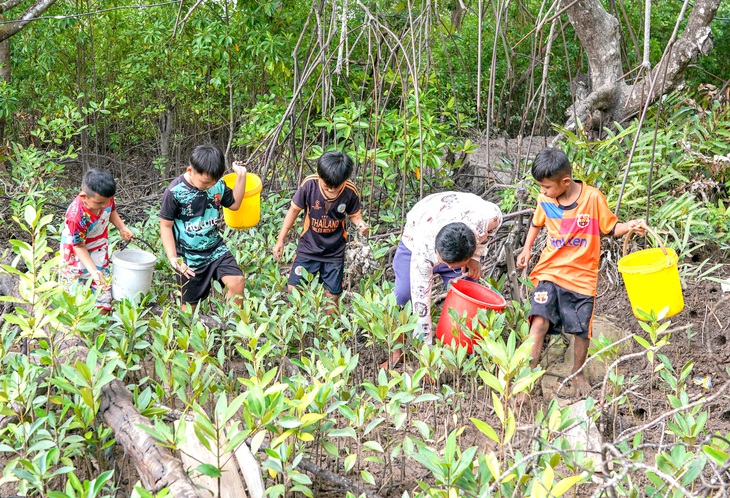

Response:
(529, 281), (595, 339)
(178, 251), (243, 305)
(288, 254), (344, 295)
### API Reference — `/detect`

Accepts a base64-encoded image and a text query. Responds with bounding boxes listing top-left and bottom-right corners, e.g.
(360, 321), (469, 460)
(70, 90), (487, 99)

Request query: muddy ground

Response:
(1, 145), (729, 496)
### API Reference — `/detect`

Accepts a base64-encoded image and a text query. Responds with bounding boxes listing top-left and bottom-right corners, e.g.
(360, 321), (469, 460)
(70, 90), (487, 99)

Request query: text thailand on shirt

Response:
(292, 175), (361, 262)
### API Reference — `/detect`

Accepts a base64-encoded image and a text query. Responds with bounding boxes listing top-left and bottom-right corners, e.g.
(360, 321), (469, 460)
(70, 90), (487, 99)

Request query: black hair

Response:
(81, 168), (116, 198)
(435, 222), (476, 264)
(190, 143), (226, 180)
(317, 151), (353, 188)
(531, 147), (571, 181)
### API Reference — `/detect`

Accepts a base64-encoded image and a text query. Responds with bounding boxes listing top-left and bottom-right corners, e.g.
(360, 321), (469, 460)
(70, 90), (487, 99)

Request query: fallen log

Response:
(50, 334), (206, 497)
(99, 379), (205, 497)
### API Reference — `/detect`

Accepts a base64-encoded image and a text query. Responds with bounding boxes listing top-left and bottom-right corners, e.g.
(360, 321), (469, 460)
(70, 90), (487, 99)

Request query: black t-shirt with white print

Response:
(292, 175), (361, 261)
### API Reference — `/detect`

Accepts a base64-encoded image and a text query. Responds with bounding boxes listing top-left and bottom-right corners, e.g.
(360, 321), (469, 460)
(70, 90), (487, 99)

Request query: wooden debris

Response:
(174, 420), (248, 498)
(100, 379), (205, 497)
(234, 442), (265, 498)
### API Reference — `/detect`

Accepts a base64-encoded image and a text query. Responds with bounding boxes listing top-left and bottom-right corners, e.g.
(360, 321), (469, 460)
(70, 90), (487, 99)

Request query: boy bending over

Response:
(160, 144), (248, 309)
(384, 192), (502, 369)
(517, 147), (644, 397)
(273, 151), (368, 309)
(60, 168), (133, 312)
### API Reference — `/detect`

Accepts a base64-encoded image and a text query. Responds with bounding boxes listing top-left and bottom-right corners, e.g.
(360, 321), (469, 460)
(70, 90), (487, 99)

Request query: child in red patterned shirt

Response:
(60, 169), (133, 312)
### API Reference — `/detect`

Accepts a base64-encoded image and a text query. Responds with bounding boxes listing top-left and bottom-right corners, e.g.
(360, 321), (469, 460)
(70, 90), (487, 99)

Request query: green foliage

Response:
(556, 92), (730, 278)
(0, 173), (725, 497)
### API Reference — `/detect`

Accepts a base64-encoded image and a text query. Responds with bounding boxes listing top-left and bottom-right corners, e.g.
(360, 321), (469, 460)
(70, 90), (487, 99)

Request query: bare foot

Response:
(422, 371), (438, 386)
(513, 391), (530, 409)
(379, 350), (404, 370)
(573, 376), (592, 398)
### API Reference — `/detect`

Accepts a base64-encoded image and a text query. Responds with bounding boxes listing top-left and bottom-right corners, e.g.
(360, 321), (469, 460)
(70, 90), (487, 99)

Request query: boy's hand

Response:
(356, 222), (369, 237)
(462, 259), (481, 279)
(627, 219), (647, 236)
(120, 227), (134, 241)
(232, 161), (247, 176)
(516, 248), (531, 269)
(273, 240), (285, 261)
(173, 257), (196, 278)
(92, 270), (111, 290)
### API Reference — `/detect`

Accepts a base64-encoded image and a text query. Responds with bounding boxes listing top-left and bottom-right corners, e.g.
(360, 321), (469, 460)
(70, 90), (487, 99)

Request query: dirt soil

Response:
(2, 147), (730, 497)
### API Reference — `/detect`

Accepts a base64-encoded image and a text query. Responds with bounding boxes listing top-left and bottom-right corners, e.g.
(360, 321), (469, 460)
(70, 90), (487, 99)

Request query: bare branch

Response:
(0, 0), (57, 42)
(0, 0), (24, 14)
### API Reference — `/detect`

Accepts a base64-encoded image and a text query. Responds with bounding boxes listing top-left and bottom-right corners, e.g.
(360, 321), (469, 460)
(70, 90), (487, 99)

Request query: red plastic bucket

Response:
(436, 279), (507, 353)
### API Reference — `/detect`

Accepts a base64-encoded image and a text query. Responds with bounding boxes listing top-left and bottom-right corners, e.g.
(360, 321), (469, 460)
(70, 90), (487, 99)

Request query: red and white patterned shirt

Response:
(59, 195), (116, 278)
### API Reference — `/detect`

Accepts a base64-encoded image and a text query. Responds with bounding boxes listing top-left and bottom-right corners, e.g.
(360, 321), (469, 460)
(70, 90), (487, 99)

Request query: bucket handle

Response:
(116, 237), (156, 254)
(622, 221), (667, 258)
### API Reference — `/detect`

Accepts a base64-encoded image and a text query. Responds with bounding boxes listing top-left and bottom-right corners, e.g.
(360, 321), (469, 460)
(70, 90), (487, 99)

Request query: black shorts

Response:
(529, 281), (595, 339)
(288, 254), (344, 295)
(178, 251), (243, 304)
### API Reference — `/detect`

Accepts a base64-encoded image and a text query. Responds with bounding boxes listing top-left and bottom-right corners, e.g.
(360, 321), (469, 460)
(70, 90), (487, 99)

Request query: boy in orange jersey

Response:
(273, 151), (368, 308)
(517, 147), (645, 397)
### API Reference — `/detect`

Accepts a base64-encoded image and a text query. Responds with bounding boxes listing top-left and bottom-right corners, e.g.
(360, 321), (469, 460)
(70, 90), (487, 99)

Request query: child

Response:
(60, 168), (133, 312)
(159, 144), (248, 309)
(516, 147), (645, 397)
(273, 151), (368, 308)
(384, 192), (502, 369)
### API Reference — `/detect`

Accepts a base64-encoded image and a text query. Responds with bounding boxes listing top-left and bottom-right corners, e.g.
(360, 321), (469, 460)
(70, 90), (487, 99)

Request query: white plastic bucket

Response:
(112, 249), (156, 302)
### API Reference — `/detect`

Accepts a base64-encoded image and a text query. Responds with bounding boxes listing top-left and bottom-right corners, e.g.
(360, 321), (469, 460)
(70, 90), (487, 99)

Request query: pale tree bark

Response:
(564, 0), (720, 133)
(0, 0), (57, 42)
(0, 332), (205, 497)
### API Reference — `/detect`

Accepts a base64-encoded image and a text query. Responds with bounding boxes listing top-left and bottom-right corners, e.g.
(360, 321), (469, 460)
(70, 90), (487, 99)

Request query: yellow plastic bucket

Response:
(222, 172), (262, 229)
(618, 225), (684, 320)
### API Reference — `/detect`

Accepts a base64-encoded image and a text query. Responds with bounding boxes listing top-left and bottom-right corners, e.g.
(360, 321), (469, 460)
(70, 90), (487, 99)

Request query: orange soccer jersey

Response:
(529, 182), (618, 296)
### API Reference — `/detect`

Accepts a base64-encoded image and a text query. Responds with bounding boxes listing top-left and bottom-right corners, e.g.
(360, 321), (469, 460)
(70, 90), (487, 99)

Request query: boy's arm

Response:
(109, 210), (133, 241)
(612, 219), (646, 238)
(349, 212), (369, 236)
(273, 204), (303, 261)
(227, 162), (248, 211)
(410, 249), (435, 341)
(160, 219), (195, 277)
(516, 224), (542, 269)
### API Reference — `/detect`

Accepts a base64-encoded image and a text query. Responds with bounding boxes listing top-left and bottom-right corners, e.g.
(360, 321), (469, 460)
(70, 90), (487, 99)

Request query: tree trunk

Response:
(100, 379), (206, 497)
(54, 333), (205, 496)
(0, 332), (206, 497)
(0, 0), (57, 42)
(564, 0), (721, 133)
(159, 103), (174, 176)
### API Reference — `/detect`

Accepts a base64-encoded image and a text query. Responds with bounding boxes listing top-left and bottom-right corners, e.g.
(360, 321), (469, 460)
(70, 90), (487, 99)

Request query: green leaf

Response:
(552, 474), (586, 496)
(702, 445), (729, 466)
(344, 453), (357, 472)
(222, 428), (249, 454)
(196, 463), (221, 478)
(479, 371), (505, 395)
(329, 428), (357, 438)
(250, 430), (266, 454)
(290, 470), (312, 485)
(412, 420), (431, 440)
(363, 440), (384, 453)
(361, 469), (375, 485)
(633, 335), (651, 349)
(278, 416), (302, 429)
(470, 418), (500, 444)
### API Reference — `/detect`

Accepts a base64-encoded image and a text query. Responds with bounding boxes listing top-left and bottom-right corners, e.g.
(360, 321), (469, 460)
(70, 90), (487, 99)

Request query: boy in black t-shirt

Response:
(160, 144), (248, 309)
(273, 151), (369, 308)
